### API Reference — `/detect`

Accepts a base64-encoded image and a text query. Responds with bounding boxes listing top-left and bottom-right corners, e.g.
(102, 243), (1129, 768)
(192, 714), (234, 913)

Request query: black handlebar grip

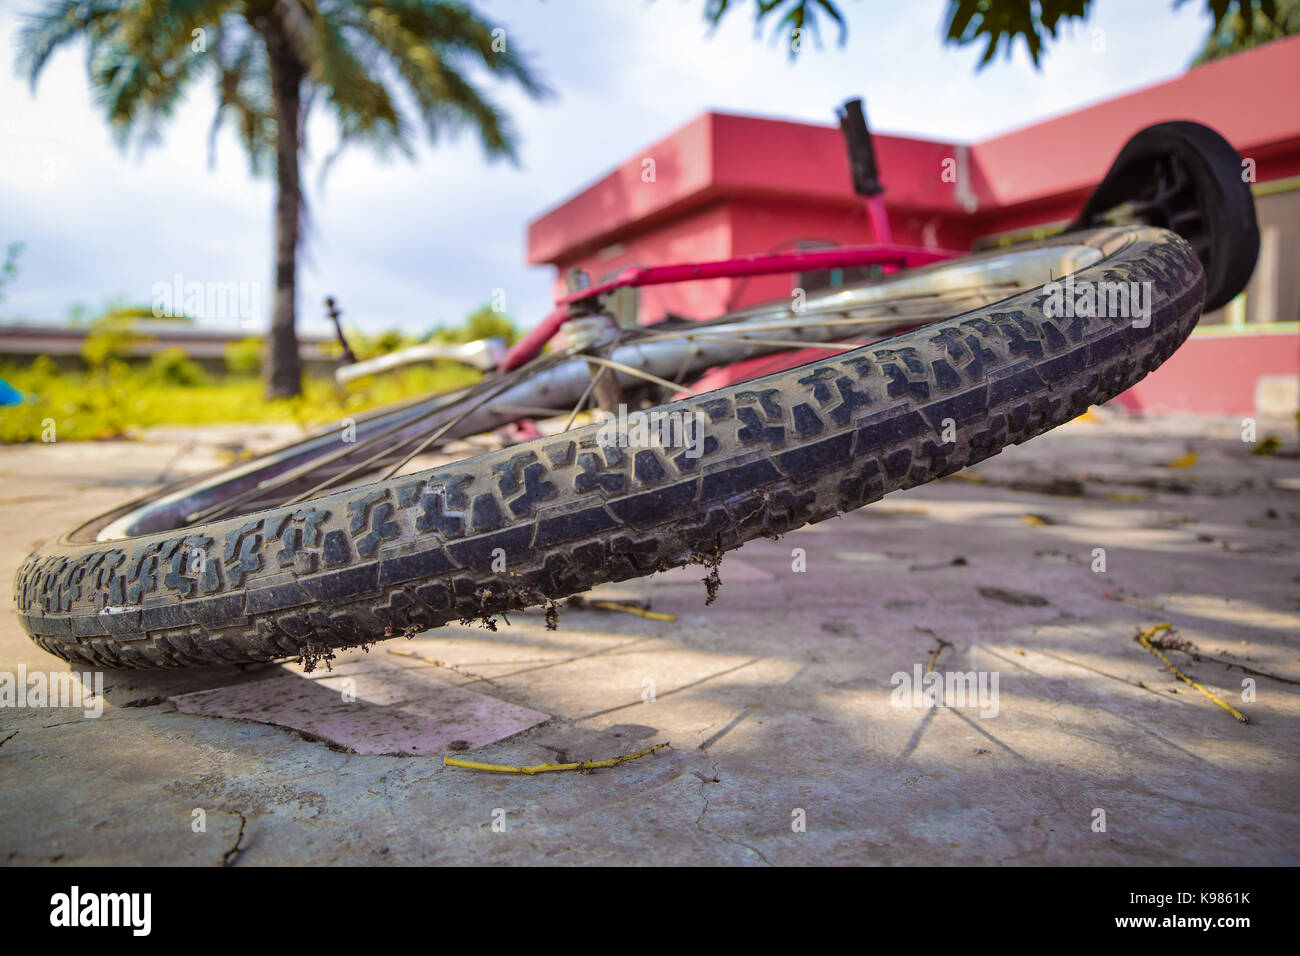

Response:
(838, 98), (883, 198)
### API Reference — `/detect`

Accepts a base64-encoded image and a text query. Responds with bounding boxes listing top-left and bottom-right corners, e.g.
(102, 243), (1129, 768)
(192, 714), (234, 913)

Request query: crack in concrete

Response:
(693, 771), (711, 831)
(259, 753), (352, 788)
(219, 811), (247, 867)
(693, 761), (773, 866)
(996, 816), (1055, 865)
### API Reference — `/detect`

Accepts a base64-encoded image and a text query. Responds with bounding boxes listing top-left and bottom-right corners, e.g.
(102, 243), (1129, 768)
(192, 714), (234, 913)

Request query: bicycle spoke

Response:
(669, 334), (861, 352)
(562, 364), (607, 432)
(184, 397), (460, 524)
(186, 286), (1019, 525)
(485, 403), (575, 418)
(581, 353), (700, 396)
(369, 352), (582, 485)
(633, 295), (1015, 344)
(188, 352), (567, 522)
(292, 351), (577, 500)
(150, 260), (1048, 532)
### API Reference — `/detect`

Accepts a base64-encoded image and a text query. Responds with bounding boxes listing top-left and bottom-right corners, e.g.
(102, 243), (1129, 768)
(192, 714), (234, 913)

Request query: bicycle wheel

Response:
(15, 226), (1204, 669)
(1068, 121), (1259, 312)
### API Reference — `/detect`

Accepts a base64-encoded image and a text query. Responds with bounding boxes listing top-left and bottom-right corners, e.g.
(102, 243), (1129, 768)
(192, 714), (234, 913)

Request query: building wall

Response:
(1112, 327), (1300, 417)
(724, 198), (872, 311)
(529, 38), (1300, 417)
(1242, 188), (1300, 326)
(557, 203), (735, 323)
(1112, 182), (1300, 418)
(724, 196), (984, 311)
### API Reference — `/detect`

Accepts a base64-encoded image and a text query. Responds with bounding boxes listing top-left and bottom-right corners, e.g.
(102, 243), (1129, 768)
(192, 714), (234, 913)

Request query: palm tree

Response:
(708, 0), (1300, 68)
(1192, 0), (1300, 62)
(19, 0), (548, 398)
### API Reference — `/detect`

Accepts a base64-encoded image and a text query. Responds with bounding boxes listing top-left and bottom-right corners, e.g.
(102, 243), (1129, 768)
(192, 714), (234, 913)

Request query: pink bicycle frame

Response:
(499, 236), (954, 373)
(500, 96), (963, 376)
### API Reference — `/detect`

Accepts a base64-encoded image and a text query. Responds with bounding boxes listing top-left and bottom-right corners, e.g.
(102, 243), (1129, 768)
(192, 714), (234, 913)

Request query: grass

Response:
(0, 356), (482, 443)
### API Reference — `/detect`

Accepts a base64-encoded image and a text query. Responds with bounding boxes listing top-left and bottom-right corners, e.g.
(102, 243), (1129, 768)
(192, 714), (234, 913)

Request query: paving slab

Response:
(169, 661), (550, 756)
(0, 414), (1297, 865)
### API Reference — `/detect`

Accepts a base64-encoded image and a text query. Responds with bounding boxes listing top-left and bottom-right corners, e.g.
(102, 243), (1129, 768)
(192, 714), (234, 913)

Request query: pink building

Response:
(527, 36), (1300, 418)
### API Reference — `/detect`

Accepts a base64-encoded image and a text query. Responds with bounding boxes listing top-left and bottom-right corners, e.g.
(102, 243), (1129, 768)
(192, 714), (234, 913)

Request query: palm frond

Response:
(352, 0), (550, 97)
(209, 21), (277, 172)
(339, 1), (545, 160)
(307, 7), (406, 147)
(17, 0), (120, 85)
(19, 0), (549, 174)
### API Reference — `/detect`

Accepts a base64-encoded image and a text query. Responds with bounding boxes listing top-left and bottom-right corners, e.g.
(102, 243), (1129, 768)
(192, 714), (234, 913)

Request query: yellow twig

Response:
(1137, 623), (1249, 723)
(1105, 492), (1148, 503)
(926, 640), (952, 673)
(588, 600), (676, 622)
(443, 743), (670, 775)
(915, 628), (951, 674)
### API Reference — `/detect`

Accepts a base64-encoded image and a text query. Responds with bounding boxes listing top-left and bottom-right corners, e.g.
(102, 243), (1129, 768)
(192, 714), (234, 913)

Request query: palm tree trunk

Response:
(262, 12), (304, 399)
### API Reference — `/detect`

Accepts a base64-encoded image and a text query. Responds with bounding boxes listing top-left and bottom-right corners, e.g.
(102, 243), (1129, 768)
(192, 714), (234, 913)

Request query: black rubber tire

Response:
(1068, 121), (1259, 312)
(15, 227), (1205, 670)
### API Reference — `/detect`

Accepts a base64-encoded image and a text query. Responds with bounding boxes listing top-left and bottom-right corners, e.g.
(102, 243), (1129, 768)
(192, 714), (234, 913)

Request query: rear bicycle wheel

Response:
(15, 226), (1204, 669)
(1068, 121), (1259, 312)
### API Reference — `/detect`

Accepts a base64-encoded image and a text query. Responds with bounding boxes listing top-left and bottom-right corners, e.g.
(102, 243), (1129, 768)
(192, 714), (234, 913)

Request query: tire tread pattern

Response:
(14, 229), (1204, 669)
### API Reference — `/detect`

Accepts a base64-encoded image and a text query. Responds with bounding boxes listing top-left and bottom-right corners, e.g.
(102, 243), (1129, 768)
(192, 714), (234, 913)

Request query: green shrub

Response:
(351, 328), (414, 360)
(143, 347), (210, 387)
(425, 305), (519, 345)
(81, 315), (145, 368)
(223, 335), (264, 377)
(0, 358), (479, 443)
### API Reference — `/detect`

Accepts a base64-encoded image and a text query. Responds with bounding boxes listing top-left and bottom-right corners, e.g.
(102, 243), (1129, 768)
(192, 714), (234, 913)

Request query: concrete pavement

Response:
(1, 415), (1297, 865)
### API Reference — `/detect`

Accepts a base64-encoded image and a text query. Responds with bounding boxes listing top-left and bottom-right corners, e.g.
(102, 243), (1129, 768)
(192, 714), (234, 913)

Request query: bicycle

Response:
(14, 101), (1259, 669)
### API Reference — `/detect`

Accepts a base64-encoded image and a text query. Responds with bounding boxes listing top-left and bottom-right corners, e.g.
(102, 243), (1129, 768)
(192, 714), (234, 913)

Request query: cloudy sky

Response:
(0, 0), (1213, 336)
